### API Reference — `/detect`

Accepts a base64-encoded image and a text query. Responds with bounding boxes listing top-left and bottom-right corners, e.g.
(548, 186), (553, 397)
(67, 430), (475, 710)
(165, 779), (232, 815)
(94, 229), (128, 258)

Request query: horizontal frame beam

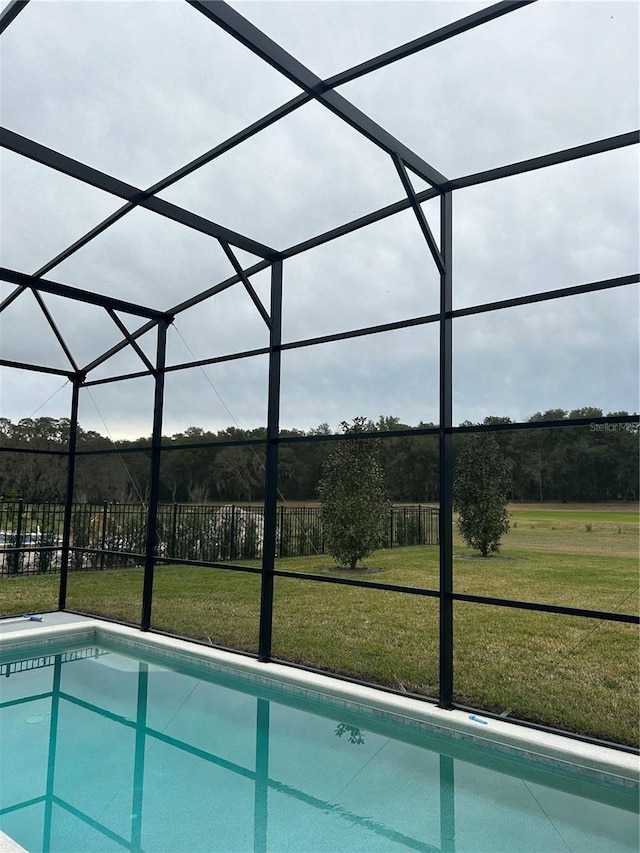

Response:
(452, 274), (639, 318)
(0, 357), (73, 378)
(62, 412), (639, 456)
(80, 273), (638, 386)
(280, 133), (637, 260)
(0, 267), (169, 321)
(449, 131), (640, 191)
(0, 446), (69, 457)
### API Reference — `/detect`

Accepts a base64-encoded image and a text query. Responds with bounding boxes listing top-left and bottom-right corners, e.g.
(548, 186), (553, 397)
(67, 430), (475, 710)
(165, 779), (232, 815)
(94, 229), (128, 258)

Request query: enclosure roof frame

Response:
(0, 0), (638, 749)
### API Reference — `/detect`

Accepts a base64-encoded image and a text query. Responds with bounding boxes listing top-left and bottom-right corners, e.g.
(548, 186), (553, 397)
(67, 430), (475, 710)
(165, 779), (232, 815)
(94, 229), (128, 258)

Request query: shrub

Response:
(318, 418), (390, 569)
(453, 432), (511, 557)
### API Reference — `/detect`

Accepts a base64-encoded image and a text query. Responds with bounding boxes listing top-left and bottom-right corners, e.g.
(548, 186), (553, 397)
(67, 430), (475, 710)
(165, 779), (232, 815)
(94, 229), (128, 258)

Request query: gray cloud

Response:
(1, 0), (638, 438)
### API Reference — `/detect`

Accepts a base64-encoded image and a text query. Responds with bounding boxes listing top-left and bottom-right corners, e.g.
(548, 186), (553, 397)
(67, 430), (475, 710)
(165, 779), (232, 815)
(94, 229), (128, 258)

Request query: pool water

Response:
(0, 640), (637, 853)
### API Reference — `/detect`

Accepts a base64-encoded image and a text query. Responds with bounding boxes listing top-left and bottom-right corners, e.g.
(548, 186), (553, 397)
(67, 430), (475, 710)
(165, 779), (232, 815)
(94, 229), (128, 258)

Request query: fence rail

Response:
(0, 500), (439, 575)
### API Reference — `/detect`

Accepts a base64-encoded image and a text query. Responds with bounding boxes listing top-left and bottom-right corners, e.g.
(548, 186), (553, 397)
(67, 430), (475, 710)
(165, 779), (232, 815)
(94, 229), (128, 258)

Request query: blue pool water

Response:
(0, 638), (637, 853)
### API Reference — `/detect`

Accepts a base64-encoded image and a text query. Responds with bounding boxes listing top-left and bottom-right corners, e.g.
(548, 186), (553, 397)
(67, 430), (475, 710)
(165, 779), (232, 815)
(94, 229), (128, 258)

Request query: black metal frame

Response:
(1, 0), (638, 746)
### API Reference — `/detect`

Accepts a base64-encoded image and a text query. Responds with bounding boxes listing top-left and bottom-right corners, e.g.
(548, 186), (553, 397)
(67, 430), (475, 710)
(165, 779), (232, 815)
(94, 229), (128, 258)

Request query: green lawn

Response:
(512, 510), (637, 523)
(1, 507), (638, 747)
(509, 506), (638, 525)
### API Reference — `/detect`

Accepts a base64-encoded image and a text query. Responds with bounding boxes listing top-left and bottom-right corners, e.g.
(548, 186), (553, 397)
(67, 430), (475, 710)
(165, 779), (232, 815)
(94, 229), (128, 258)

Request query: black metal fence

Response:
(0, 500), (66, 575)
(0, 500), (439, 575)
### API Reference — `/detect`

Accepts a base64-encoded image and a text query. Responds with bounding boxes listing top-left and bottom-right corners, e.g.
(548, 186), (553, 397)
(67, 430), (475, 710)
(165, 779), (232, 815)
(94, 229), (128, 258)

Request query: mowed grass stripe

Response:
(511, 510), (637, 523)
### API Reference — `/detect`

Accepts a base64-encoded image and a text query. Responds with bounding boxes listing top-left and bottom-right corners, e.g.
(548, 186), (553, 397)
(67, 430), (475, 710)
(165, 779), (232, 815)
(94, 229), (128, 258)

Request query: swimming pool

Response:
(0, 618), (637, 853)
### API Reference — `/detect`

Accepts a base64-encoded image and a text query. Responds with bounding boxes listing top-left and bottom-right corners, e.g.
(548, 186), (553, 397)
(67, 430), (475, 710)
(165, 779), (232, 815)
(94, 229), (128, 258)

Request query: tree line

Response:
(0, 407), (637, 505)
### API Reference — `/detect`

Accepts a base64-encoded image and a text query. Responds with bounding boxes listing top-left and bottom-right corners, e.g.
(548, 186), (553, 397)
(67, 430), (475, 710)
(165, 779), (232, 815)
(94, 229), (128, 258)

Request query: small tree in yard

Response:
(318, 417), (390, 569)
(453, 432), (511, 557)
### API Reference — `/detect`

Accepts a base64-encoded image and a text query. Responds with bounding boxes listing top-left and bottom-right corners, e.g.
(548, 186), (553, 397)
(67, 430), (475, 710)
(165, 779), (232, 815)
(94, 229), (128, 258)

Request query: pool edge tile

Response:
(0, 829), (29, 853)
(1, 615), (637, 789)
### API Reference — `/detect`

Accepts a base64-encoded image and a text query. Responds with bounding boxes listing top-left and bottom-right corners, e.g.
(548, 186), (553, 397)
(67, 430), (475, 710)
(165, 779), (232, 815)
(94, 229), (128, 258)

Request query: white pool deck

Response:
(0, 830), (28, 853)
(1, 612), (638, 792)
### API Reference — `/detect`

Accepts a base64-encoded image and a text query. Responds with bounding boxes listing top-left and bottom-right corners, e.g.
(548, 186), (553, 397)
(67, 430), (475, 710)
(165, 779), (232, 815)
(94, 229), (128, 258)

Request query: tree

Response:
(318, 417), (390, 569)
(453, 432), (511, 557)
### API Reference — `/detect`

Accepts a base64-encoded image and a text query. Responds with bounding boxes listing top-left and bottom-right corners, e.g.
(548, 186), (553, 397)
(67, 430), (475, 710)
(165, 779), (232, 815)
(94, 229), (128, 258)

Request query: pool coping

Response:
(0, 830), (28, 853)
(1, 616), (638, 789)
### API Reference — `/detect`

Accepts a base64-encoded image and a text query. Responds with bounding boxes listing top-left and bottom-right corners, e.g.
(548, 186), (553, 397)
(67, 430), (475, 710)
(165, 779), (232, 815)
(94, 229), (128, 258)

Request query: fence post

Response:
(0, 501), (6, 572)
(12, 499), (24, 574)
(99, 501), (108, 569)
(170, 502), (178, 558)
(389, 506), (394, 549)
(38, 503), (48, 573)
(278, 504), (284, 557)
(230, 504), (236, 561)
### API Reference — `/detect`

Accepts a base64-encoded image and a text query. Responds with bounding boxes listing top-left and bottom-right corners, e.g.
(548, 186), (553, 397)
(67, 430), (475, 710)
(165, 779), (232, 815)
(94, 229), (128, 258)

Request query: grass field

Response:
(1, 504), (638, 746)
(509, 501), (638, 522)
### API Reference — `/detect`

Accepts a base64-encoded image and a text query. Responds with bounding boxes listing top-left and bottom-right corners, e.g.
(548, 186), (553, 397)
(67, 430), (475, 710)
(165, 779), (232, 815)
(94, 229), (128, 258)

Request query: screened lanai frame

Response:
(0, 0), (638, 748)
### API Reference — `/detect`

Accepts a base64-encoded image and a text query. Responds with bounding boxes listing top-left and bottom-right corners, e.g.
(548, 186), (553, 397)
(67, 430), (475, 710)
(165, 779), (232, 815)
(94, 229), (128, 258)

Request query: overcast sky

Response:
(1, 0), (638, 439)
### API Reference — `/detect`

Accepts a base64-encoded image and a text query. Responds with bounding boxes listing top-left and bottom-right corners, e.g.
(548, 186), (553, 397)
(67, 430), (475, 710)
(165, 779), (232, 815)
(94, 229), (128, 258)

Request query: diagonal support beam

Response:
(188, 0), (449, 190)
(31, 98), (304, 282)
(0, 0), (29, 35)
(106, 309), (157, 375)
(0, 283), (27, 313)
(392, 156), (445, 274)
(30, 289), (79, 372)
(323, 1), (538, 89)
(218, 240), (272, 328)
(82, 320), (157, 375)
(33, 204), (135, 280)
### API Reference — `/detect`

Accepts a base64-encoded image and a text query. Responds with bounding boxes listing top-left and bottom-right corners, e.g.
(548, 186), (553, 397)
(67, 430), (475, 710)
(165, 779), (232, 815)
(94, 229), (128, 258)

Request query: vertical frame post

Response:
(141, 320), (168, 631)
(258, 260), (282, 661)
(58, 377), (81, 609)
(438, 191), (454, 708)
